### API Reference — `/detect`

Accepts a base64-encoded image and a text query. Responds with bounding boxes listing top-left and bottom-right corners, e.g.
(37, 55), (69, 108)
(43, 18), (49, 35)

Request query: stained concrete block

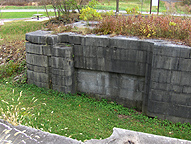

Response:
(26, 42), (43, 54)
(26, 30), (52, 45)
(74, 45), (83, 56)
(26, 53), (48, 67)
(68, 34), (83, 45)
(154, 44), (181, 57)
(110, 37), (141, 50)
(183, 86), (191, 94)
(82, 35), (109, 47)
(52, 45), (72, 57)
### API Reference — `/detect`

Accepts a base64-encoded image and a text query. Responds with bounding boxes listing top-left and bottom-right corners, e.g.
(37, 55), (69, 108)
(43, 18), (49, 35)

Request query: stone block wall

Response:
(26, 30), (191, 123)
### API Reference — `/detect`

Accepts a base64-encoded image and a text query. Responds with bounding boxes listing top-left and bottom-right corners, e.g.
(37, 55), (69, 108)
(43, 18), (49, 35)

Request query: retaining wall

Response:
(26, 30), (191, 123)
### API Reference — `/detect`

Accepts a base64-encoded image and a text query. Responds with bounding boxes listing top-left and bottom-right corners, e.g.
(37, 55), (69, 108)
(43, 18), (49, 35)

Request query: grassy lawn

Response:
(0, 12), (55, 19)
(95, 0), (167, 12)
(0, 79), (191, 141)
(1, 0), (184, 13)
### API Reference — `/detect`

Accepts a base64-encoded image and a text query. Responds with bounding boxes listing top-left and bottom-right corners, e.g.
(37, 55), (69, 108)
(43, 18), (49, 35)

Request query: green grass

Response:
(0, 79), (190, 141)
(2, 5), (53, 10)
(0, 12), (55, 19)
(95, 0), (167, 12)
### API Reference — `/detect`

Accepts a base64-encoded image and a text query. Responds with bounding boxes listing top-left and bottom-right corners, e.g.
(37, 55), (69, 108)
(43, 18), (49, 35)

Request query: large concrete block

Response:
(147, 100), (169, 115)
(46, 35), (58, 45)
(180, 72), (191, 86)
(152, 55), (179, 70)
(149, 89), (171, 102)
(154, 44), (181, 57)
(33, 72), (49, 83)
(73, 45), (83, 56)
(26, 42), (43, 54)
(27, 64), (47, 73)
(170, 92), (191, 106)
(168, 104), (190, 119)
(58, 32), (72, 43)
(178, 58), (191, 72)
(110, 37), (141, 50)
(183, 86), (191, 94)
(26, 53), (48, 67)
(68, 34), (83, 45)
(26, 30), (52, 45)
(170, 71), (182, 84)
(82, 35), (109, 47)
(51, 57), (73, 69)
(52, 45), (73, 57)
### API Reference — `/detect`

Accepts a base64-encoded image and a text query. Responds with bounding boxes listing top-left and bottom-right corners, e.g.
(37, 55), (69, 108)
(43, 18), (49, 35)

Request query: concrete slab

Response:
(0, 119), (191, 144)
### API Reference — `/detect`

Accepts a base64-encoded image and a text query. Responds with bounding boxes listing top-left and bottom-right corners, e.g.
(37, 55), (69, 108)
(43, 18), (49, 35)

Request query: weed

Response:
(0, 89), (46, 126)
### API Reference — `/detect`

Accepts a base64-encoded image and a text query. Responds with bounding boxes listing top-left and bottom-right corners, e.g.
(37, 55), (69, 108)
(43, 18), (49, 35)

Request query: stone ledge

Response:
(0, 119), (190, 144)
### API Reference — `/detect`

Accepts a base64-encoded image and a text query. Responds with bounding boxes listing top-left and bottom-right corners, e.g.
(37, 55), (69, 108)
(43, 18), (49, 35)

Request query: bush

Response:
(79, 7), (102, 21)
(125, 6), (140, 14)
(183, 0), (191, 5)
(94, 15), (191, 46)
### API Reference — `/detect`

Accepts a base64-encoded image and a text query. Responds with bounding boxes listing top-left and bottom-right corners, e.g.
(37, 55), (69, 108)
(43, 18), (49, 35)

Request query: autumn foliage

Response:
(94, 15), (191, 46)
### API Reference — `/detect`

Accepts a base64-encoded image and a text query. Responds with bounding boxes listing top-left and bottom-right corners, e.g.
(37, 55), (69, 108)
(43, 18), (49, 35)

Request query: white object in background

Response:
(152, 0), (159, 6)
(0, 20), (4, 25)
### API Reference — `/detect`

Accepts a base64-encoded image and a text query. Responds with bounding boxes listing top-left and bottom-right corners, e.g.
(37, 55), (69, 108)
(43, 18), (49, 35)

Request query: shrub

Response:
(94, 15), (191, 46)
(79, 7), (102, 21)
(125, 6), (140, 14)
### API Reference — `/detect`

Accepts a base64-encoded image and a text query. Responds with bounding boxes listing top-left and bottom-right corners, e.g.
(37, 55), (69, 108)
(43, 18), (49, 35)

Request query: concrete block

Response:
(58, 32), (73, 43)
(73, 45), (83, 56)
(27, 70), (34, 80)
(34, 72), (49, 83)
(74, 56), (85, 68)
(52, 45), (72, 58)
(77, 70), (98, 86)
(46, 35), (58, 45)
(26, 42), (43, 54)
(26, 30), (52, 45)
(111, 48), (121, 60)
(154, 44), (181, 57)
(180, 48), (191, 58)
(171, 71), (181, 84)
(180, 72), (191, 86)
(89, 46), (97, 58)
(152, 55), (179, 70)
(26, 53), (48, 67)
(168, 104), (190, 119)
(97, 57), (105, 71)
(82, 35), (109, 47)
(147, 100), (169, 115)
(170, 92), (190, 106)
(97, 72), (109, 87)
(96, 47), (104, 58)
(110, 37), (141, 50)
(178, 58), (191, 72)
(183, 86), (191, 94)
(68, 34), (83, 45)
(42, 45), (52, 56)
(158, 69), (171, 83)
(51, 57), (72, 69)
(149, 89), (170, 102)
(119, 89), (134, 100)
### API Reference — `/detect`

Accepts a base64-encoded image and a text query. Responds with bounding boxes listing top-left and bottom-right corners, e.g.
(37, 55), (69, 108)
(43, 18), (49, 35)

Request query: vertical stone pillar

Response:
(51, 44), (75, 93)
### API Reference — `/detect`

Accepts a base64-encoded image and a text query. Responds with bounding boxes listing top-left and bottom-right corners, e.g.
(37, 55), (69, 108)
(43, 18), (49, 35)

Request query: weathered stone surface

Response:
(26, 31), (191, 123)
(1, 120), (191, 144)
